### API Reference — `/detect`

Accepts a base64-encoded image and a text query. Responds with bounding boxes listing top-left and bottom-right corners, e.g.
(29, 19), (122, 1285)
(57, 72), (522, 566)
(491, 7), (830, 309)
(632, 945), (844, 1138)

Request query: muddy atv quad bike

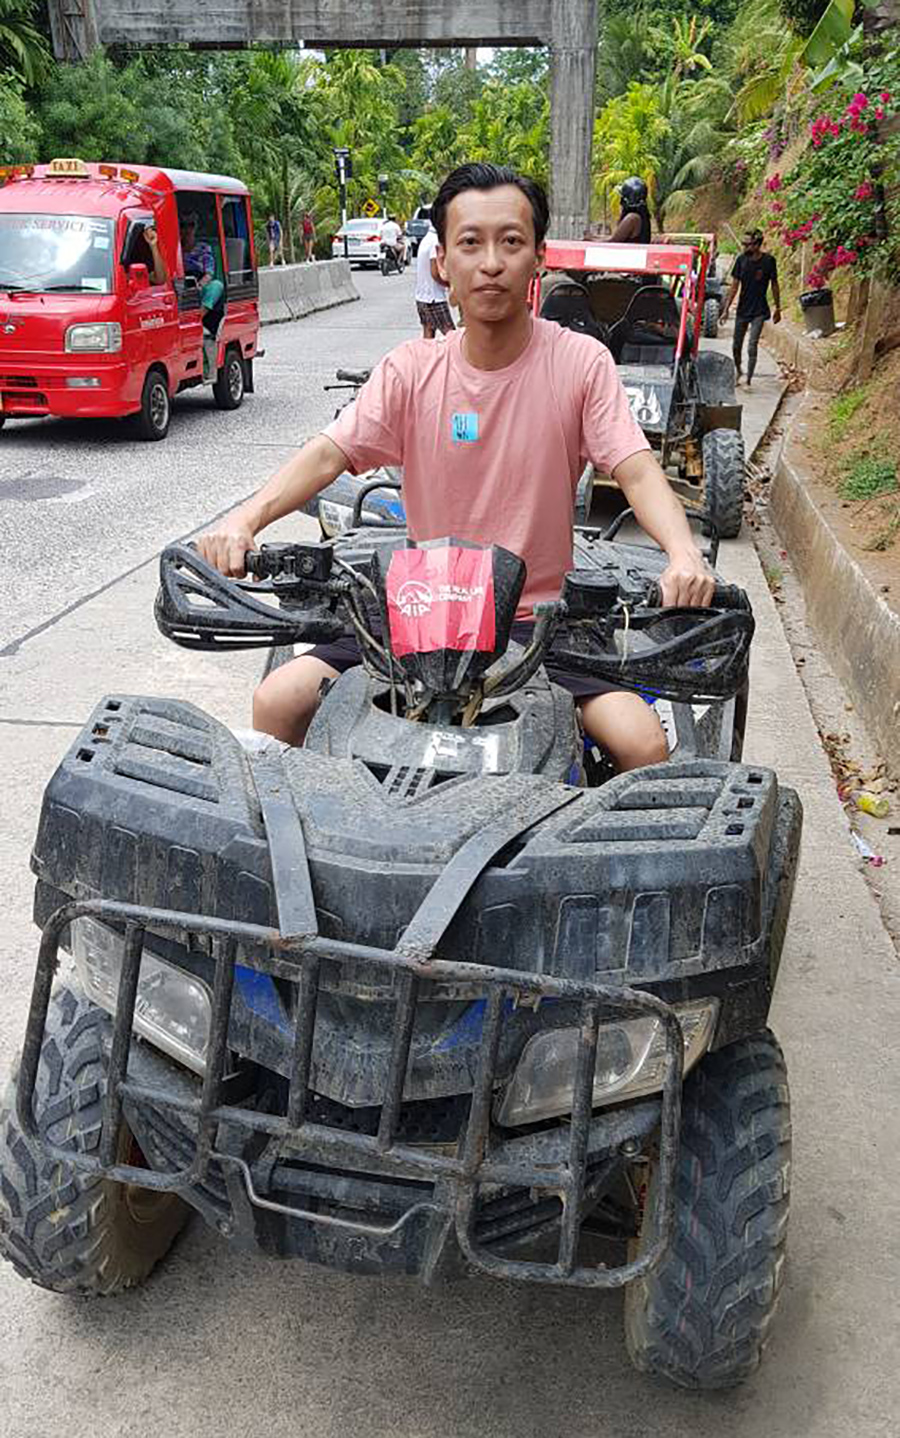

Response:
(536, 239), (745, 539)
(0, 532), (801, 1391)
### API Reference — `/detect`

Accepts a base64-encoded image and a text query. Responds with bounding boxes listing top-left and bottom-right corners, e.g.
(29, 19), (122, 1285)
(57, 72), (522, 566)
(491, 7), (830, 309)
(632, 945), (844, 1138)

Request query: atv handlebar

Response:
(156, 541), (753, 705)
(644, 579), (751, 612)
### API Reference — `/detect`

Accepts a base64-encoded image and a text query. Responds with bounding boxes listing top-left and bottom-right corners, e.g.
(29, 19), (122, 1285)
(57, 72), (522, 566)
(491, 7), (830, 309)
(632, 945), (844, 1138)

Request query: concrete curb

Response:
(258, 259), (359, 326)
(770, 402), (900, 776)
(763, 316), (842, 387)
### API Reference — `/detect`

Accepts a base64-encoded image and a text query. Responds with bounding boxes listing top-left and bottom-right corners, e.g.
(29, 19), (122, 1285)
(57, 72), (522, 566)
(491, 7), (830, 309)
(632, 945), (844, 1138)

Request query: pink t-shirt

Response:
(324, 318), (649, 617)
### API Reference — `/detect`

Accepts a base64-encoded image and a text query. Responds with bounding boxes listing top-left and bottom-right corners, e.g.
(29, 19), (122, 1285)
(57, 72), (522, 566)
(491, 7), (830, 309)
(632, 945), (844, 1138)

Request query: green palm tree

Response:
(0, 0), (48, 85)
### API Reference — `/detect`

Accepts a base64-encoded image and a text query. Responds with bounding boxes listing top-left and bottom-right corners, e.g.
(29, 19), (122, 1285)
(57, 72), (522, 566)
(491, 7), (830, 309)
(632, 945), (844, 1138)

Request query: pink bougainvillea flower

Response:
(852, 92), (868, 108)
(770, 200), (784, 213)
(875, 106), (885, 120)
(766, 173), (782, 192)
(855, 182), (874, 200)
(880, 91), (891, 103)
(830, 122), (841, 135)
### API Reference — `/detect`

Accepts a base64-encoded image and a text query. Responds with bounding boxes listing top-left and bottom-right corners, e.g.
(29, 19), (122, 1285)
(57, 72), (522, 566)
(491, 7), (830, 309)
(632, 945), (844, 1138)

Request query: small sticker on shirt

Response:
(451, 412), (479, 444)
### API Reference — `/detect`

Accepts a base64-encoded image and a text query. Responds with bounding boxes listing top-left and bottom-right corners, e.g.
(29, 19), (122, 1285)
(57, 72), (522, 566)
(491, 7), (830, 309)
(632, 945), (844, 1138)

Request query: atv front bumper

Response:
(18, 897), (684, 1290)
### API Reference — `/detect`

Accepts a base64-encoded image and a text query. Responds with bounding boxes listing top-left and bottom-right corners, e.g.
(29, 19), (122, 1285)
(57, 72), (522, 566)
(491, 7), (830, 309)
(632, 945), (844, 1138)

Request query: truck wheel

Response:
(213, 346), (246, 411)
(703, 298), (720, 338)
(624, 1031), (791, 1390)
(0, 986), (189, 1295)
(702, 428), (745, 539)
(135, 367), (171, 440)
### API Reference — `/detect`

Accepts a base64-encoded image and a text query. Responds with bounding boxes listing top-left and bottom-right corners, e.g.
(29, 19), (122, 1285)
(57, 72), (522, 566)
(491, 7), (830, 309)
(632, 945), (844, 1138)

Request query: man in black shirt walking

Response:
(721, 229), (781, 387)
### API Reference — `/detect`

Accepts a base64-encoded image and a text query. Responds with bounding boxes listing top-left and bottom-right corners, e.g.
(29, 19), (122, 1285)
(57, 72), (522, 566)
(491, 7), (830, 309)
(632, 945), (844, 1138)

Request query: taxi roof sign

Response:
(48, 158), (90, 177)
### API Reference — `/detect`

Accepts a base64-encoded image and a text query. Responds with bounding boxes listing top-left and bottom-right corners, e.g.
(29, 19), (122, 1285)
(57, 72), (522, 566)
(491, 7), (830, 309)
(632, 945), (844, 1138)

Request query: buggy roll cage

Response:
(534, 241), (710, 365)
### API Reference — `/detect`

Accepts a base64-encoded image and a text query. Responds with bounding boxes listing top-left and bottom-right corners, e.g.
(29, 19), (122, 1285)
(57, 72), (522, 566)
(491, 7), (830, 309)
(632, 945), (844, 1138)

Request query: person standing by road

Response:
(301, 211), (316, 262)
(414, 210), (455, 339)
(721, 229), (781, 388)
(265, 214), (284, 267)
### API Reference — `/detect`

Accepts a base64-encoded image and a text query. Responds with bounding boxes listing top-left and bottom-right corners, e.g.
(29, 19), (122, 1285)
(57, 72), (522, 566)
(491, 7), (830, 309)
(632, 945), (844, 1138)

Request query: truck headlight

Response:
(495, 999), (719, 1128)
(72, 917), (212, 1074)
(65, 322), (122, 353)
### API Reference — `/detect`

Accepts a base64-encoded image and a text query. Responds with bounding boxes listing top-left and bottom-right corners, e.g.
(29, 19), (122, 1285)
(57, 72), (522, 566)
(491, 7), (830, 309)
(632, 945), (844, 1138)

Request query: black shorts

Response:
(305, 621), (626, 701)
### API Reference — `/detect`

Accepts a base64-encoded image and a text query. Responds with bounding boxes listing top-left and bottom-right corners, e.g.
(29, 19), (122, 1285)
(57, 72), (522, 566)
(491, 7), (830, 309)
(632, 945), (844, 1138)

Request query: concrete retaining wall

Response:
(258, 259), (359, 326)
(770, 410), (900, 776)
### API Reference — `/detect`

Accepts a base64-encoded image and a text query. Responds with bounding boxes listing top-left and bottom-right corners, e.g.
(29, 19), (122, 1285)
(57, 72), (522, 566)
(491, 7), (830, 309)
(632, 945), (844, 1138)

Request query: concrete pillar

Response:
(549, 0), (598, 239)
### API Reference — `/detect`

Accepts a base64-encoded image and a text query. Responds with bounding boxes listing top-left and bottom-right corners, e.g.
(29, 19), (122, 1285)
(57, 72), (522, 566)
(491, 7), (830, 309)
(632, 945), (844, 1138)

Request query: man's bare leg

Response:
(579, 691), (668, 772)
(253, 654), (339, 746)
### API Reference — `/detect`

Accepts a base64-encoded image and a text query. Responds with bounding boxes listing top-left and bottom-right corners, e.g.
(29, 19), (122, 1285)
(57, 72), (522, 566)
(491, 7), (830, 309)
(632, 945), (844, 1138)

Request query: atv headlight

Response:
(72, 917), (212, 1075)
(65, 322), (122, 353)
(495, 999), (718, 1128)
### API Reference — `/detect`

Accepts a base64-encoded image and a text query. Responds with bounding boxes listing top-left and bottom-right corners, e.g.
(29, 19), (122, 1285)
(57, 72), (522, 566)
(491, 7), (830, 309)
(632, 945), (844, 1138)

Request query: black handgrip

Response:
(335, 368), (370, 384)
(645, 580), (750, 611)
(244, 549), (263, 577)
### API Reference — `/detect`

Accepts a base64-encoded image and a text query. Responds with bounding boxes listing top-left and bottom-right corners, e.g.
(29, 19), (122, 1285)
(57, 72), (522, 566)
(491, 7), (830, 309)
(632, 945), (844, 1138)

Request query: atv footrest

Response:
(19, 897), (685, 1289)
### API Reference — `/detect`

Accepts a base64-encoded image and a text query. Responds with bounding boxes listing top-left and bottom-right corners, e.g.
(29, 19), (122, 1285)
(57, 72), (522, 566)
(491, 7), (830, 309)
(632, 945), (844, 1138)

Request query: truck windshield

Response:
(0, 213), (115, 294)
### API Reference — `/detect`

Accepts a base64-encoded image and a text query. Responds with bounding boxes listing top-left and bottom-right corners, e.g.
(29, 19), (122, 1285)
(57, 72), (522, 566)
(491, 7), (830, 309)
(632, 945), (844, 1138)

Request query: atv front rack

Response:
(18, 751), (685, 1290)
(19, 896), (684, 1289)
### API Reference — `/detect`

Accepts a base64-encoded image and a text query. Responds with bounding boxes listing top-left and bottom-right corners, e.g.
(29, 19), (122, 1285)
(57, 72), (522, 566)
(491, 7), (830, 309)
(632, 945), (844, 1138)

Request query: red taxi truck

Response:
(0, 158), (260, 440)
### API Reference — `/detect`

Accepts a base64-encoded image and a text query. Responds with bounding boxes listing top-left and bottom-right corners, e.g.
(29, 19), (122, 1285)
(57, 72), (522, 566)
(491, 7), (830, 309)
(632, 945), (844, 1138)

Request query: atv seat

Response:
(541, 282), (609, 344)
(609, 286), (681, 365)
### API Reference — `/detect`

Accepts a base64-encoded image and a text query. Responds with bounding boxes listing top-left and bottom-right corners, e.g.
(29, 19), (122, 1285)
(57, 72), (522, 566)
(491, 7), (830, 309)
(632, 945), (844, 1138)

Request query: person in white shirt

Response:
(414, 210), (456, 338)
(381, 216), (405, 267)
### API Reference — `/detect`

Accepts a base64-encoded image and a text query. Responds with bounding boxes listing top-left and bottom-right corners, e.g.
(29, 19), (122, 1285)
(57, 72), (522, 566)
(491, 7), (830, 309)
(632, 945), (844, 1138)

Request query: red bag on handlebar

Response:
(386, 547), (496, 658)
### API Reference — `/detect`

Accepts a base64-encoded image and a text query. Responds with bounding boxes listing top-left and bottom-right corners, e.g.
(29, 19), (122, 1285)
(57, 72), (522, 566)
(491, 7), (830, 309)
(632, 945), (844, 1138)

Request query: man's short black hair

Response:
(432, 163), (550, 248)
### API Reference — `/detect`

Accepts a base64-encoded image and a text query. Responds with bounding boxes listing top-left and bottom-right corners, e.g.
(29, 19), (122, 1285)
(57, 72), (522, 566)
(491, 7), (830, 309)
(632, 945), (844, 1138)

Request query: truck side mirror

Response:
(128, 263), (150, 292)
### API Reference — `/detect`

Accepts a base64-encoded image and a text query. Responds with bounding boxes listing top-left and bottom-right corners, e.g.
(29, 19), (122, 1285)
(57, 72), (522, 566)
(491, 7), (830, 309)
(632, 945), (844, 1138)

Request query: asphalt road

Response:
(1, 276), (899, 1438)
(0, 268), (410, 655)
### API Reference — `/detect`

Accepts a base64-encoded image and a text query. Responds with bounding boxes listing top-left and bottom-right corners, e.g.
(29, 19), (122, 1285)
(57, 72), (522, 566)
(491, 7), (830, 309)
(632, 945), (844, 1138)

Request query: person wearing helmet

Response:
(610, 178), (652, 243)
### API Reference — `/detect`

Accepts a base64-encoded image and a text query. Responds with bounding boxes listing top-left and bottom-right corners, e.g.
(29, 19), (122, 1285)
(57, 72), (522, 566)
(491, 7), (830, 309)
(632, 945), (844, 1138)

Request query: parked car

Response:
(332, 218), (386, 268)
(404, 205), (432, 257)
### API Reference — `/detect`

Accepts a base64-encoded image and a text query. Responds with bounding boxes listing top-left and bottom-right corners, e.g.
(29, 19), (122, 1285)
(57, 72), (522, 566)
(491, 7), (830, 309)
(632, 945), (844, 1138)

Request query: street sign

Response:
(362, 198), (380, 218)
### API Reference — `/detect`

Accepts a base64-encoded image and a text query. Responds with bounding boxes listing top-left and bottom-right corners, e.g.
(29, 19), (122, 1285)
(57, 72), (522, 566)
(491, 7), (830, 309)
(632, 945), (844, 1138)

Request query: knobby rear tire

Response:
(702, 427), (745, 539)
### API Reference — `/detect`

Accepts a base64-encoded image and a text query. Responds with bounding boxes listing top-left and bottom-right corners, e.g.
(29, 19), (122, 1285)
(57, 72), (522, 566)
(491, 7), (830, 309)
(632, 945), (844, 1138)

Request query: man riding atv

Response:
(200, 163), (713, 772)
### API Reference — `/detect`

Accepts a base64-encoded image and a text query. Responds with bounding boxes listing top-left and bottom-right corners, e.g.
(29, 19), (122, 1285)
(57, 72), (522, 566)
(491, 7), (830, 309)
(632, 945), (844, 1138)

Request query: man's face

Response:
(743, 235), (760, 255)
(437, 185), (542, 325)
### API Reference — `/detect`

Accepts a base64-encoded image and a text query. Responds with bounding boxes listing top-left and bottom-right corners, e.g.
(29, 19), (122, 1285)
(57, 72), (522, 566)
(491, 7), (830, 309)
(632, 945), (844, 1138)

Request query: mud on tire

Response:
(702, 427), (745, 539)
(624, 1031), (791, 1389)
(0, 986), (189, 1295)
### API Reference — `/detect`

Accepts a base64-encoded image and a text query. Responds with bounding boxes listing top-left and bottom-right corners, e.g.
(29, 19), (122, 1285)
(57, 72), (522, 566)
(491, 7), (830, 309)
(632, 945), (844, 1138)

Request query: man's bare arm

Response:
(720, 278), (740, 320)
(609, 211), (642, 243)
(612, 450), (714, 606)
(197, 434), (350, 576)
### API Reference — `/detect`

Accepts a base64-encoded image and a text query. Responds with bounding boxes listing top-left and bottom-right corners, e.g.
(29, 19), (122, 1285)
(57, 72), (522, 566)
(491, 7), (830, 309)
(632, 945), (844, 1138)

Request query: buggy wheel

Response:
(0, 986), (190, 1295)
(213, 346), (246, 411)
(702, 428), (745, 539)
(703, 298), (720, 338)
(624, 1031), (791, 1390)
(134, 367), (171, 441)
